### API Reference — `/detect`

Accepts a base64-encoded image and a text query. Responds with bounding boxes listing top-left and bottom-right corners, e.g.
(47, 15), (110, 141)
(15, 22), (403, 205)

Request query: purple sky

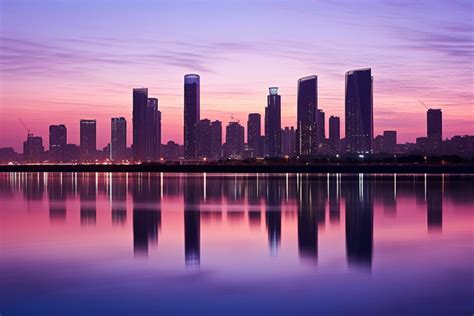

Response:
(1, 0), (473, 150)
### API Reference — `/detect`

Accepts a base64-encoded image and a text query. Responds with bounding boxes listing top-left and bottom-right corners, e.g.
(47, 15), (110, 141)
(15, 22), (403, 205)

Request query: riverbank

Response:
(1, 163), (473, 174)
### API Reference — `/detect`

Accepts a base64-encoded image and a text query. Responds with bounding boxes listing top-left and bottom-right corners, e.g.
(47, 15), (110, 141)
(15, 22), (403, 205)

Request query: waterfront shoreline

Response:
(1, 164), (473, 174)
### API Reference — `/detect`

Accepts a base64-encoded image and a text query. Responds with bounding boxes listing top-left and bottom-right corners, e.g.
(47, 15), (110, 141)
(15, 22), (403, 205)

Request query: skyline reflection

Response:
(1, 172), (472, 268)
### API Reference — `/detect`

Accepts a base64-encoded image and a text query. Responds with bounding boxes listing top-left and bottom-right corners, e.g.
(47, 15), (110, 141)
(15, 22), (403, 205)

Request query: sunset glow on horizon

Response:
(1, 0), (473, 151)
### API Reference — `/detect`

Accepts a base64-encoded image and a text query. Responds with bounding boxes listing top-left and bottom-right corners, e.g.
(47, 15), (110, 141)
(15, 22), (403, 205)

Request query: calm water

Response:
(0, 172), (472, 315)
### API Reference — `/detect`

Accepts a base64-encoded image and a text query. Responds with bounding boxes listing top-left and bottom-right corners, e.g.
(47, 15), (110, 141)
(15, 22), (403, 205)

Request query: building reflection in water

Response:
(329, 174), (341, 224)
(265, 175), (282, 255)
(131, 173), (161, 256)
(297, 174), (318, 261)
(48, 173), (68, 221)
(344, 174), (374, 269)
(110, 173), (127, 225)
(426, 175), (443, 232)
(183, 175), (201, 266)
(1, 172), (464, 267)
(79, 173), (97, 225)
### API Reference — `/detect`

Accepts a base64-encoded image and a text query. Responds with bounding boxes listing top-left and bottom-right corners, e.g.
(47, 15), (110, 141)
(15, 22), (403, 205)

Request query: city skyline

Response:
(1, 0), (473, 151)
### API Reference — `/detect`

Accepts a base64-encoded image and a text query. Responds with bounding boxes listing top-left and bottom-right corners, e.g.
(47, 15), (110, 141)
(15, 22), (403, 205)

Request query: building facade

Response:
(296, 76), (317, 155)
(345, 68), (373, 153)
(80, 119), (96, 160)
(265, 87), (282, 157)
(184, 74), (200, 159)
(111, 117), (127, 161)
(49, 124), (67, 162)
(132, 88), (148, 160)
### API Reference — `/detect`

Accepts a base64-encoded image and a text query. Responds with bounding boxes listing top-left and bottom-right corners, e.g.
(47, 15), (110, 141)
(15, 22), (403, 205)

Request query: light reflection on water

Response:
(0, 172), (472, 315)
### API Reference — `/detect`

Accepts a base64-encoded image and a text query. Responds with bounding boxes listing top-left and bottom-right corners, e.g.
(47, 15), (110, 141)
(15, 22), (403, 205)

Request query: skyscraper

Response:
(265, 87), (281, 157)
(296, 75), (317, 155)
(345, 68), (373, 153)
(427, 109), (442, 154)
(224, 121), (244, 158)
(316, 109), (325, 150)
(210, 120), (222, 159)
(329, 116), (340, 152)
(383, 130), (397, 154)
(80, 119), (96, 160)
(132, 88), (148, 161)
(184, 74), (200, 159)
(247, 113), (262, 157)
(23, 134), (44, 162)
(197, 119), (212, 158)
(49, 124), (67, 162)
(111, 117), (127, 161)
(145, 98), (160, 160)
(281, 126), (296, 156)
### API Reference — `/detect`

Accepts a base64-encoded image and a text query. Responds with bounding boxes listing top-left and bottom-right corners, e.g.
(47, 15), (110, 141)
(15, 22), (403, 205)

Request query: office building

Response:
(282, 126), (296, 156)
(427, 109), (442, 154)
(132, 88), (148, 160)
(49, 124), (67, 162)
(345, 68), (373, 153)
(23, 134), (44, 162)
(265, 87), (281, 157)
(111, 117), (127, 161)
(224, 122), (244, 158)
(247, 113), (262, 157)
(383, 130), (397, 154)
(80, 119), (96, 160)
(197, 119), (212, 158)
(184, 74), (200, 159)
(210, 120), (222, 159)
(296, 75), (317, 155)
(329, 116), (340, 152)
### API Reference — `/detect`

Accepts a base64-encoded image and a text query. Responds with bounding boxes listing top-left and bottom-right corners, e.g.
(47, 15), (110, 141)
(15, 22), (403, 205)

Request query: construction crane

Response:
(18, 117), (32, 138)
(418, 100), (430, 110)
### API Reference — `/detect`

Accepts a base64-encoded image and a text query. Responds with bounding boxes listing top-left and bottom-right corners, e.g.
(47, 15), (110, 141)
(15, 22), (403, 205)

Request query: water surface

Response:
(0, 173), (472, 315)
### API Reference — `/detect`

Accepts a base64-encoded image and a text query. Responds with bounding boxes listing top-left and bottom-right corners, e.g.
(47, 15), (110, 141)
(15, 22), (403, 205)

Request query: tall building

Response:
(345, 68), (373, 153)
(23, 134), (44, 162)
(110, 117), (127, 161)
(427, 109), (442, 154)
(197, 119), (212, 158)
(224, 121), (244, 158)
(383, 130), (397, 154)
(184, 74), (200, 159)
(329, 116), (340, 152)
(282, 126), (296, 156)
(296, 75), (317, 155)
(49, 124), (67, 162)
(316, 109), (325, 150)
(145, 98), (161, 160)
(247, 113), (262, 157)
(210, 120), (222, 159)
(132, 88), (148, 160)
(80, 119), (96, 160)
(265, 87), (282, 157)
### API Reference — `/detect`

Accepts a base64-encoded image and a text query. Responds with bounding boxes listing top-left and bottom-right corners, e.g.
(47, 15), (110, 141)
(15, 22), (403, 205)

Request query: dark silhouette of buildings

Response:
(162, 141), (180, 160)
(247, 113), (262, 157)
(329, 116), (340, 153)
(345, 176), (374, 268)
(383, 130), (397, 154)
(49, 125), (67, 162)
(316, 109), (325, 151)
(23, 134), (44, 162)
(80, 119), (96, 161)
(210, 120), (222, 159)
(265, 87), (282, 157)
(345, 68), (373, 153)
(224, 121), (244, 159)
(110, 117), (127, 161)
(427, 109), (442, 154)
(426, 175), (442, 232)
(184, 74), (200, 159)
(296, 75), (317, 155)
(282, 126), (296, 156)
(183, 176), (201, 266)
(145, 98), (161, 160)
(297, 175), (319, 260)
(132, 88), (148, 160)
(197, 119), (212, 158)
